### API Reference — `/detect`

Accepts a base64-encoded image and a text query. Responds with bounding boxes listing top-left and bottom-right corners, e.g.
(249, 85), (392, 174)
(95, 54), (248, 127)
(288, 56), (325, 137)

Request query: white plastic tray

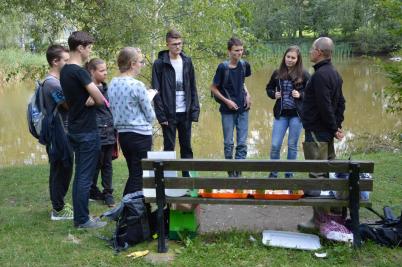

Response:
(262, 230), (321, 250)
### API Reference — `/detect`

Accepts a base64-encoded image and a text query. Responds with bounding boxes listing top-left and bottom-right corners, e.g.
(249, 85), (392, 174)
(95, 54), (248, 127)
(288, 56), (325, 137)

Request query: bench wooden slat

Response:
(142, 159), (374, 173)
(143, 177), (373, 191)
(144, 196), (372, 207)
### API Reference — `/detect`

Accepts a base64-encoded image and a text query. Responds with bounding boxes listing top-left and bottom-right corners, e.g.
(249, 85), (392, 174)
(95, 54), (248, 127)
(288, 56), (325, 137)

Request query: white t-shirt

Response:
(170, 57), (186, 112)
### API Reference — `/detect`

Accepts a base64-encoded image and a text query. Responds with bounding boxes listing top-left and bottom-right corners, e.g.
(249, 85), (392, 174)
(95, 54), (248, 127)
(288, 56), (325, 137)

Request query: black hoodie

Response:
(151, 50), (200, 123)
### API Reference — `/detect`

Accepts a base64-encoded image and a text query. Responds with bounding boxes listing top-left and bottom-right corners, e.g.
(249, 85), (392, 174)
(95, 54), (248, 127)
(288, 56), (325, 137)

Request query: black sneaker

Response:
(89, 191), (105, 201)
(104, 194), (115, 207)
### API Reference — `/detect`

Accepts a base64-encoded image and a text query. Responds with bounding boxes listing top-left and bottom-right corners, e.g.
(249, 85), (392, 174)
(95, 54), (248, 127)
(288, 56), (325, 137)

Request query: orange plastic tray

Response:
(253, 193), (304, 200)
(199, 192), (249, 199)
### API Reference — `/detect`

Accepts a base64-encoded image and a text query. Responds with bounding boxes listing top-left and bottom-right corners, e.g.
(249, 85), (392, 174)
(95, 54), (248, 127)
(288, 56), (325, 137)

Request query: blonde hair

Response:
(117, 47), (141, 73)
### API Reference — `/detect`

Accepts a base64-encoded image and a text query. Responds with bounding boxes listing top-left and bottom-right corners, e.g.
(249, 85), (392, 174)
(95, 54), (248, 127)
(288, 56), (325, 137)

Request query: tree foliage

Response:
(382, 58), (402, 113)
(250, 0), (401, 54)
(379, 0), (402, 113)
(2, 0), (253, 59)
(2, 0), (401, 56)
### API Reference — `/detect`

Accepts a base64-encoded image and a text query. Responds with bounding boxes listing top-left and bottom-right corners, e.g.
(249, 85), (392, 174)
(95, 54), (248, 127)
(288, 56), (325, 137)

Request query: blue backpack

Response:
(27, 77), (57, 144)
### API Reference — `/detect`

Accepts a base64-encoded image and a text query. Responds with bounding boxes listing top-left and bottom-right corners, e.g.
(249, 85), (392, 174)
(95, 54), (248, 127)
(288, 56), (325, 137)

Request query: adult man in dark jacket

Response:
(299, 37), (346, 231)
(151, 29), (200, 176)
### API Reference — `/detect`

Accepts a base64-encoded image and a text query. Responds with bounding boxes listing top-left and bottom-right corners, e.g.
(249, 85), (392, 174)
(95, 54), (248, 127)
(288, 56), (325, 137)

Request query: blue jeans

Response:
(68, 131), (100, 225)
(221, 111), (248, 160)
(269, 116), (302, 177)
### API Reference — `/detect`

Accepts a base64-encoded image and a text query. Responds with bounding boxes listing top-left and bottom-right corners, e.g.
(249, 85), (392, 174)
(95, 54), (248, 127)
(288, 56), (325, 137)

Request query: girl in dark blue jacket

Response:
(266, 46), (310, 178)
(86, 58), (116, 207)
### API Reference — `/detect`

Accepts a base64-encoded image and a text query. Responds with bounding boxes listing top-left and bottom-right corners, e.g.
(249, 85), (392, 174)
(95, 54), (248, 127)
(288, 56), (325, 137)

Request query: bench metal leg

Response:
(154, 161), (168, 253)
(349, 162), (362, 248)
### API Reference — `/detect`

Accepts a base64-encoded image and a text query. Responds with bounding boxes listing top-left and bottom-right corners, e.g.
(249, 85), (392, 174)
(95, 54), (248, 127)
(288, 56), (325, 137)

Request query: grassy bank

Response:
(0, 151), (401, 266)
(0, 49), (47, 82)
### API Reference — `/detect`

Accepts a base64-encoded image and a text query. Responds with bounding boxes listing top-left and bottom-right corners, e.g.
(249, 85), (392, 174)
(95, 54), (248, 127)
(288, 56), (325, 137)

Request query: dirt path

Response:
(198, 205), (313, 233)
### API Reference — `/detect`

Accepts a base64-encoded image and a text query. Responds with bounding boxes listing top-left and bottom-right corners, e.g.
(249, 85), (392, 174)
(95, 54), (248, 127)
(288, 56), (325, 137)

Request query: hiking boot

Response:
(228, 171), (235, 177)
(268, 172), (278, 178)
(104, 194), (115, 207)
(285, 173), (294, 178)
(51, 204), (73, 221)
(89, 190), (105, 201)
(76, 217), (107, 229)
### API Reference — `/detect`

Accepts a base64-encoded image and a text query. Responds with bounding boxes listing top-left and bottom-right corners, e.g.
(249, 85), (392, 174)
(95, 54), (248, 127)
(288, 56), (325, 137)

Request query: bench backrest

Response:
(142, 159), (374, 192)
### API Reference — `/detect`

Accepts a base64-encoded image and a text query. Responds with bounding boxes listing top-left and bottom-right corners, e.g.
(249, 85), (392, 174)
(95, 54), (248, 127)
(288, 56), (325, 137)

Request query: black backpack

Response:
(211, 60), (247, 104)
(101, 192), (151, 251)
(359, 206), (402, 247)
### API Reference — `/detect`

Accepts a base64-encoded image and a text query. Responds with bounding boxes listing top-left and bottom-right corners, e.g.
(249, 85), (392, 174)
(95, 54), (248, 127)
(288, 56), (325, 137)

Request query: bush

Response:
(352, 26), (400, 55)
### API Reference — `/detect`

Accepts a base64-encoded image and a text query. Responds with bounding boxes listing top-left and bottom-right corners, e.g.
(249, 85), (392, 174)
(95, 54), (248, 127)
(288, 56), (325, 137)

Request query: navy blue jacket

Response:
(266, 69), (310, 119)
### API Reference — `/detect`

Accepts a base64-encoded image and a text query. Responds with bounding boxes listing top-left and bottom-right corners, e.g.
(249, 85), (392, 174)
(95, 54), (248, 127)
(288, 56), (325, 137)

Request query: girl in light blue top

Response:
(108, 47), (155, 195)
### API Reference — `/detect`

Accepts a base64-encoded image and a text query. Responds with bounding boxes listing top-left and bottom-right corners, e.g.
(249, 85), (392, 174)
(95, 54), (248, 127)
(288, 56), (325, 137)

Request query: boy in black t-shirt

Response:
(60, 31), (106, 229)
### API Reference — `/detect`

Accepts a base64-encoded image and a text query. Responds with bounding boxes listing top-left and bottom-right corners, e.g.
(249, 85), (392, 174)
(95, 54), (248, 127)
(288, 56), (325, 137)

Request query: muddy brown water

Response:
(0, 57), (400, 167)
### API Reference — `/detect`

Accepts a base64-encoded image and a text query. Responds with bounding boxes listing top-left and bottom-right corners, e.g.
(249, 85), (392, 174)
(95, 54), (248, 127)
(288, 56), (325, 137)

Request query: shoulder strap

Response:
(38, 77), (54, 116)
(221, 61), (232, 101)
(239, 59), (246, 76)
(222, 61), (230, 89)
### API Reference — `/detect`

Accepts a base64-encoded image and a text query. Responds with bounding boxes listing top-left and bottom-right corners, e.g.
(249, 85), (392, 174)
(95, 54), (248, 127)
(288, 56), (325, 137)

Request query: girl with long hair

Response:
(85, 58), (116, 207)
(266, 45), (310, 178)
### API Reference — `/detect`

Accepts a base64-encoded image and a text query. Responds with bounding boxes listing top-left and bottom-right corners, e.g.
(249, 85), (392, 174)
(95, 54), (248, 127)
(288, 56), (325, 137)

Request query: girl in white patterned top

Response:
(108, 47), (156, 195)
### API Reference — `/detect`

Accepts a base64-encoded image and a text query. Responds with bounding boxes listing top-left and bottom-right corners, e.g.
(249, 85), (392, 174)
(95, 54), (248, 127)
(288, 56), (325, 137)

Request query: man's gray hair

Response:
(313, 37), (334, 58)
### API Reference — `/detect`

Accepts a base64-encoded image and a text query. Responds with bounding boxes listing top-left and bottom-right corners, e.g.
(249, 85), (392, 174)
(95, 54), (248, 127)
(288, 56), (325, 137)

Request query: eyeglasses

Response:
(169, 42), (182, 47)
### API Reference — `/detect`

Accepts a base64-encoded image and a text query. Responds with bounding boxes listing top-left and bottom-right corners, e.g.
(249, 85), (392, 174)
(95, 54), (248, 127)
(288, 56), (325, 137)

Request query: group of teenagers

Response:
(42, 29), (345, 231)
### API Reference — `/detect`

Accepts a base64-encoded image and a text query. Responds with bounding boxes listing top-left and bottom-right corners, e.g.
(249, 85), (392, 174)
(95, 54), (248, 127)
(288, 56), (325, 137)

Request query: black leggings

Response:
(119, 132), (152, 195)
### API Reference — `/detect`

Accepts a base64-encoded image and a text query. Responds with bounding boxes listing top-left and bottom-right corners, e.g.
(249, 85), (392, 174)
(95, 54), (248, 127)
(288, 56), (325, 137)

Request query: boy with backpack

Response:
(60, 31), (106, 229)
(210, 37), (252, 177)
(42, 44), (73, 220)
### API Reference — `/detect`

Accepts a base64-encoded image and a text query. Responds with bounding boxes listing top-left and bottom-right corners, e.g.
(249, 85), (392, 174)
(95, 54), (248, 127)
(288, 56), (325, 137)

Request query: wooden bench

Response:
(142, 159), (374, 252)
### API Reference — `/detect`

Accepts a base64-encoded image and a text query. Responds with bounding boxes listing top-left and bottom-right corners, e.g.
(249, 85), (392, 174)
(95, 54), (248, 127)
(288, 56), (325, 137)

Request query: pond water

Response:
(0, 57), (400, 167)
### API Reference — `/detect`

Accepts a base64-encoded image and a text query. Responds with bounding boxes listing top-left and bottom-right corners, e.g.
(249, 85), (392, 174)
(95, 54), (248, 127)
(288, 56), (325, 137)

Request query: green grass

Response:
(0, 151), (401, 266)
